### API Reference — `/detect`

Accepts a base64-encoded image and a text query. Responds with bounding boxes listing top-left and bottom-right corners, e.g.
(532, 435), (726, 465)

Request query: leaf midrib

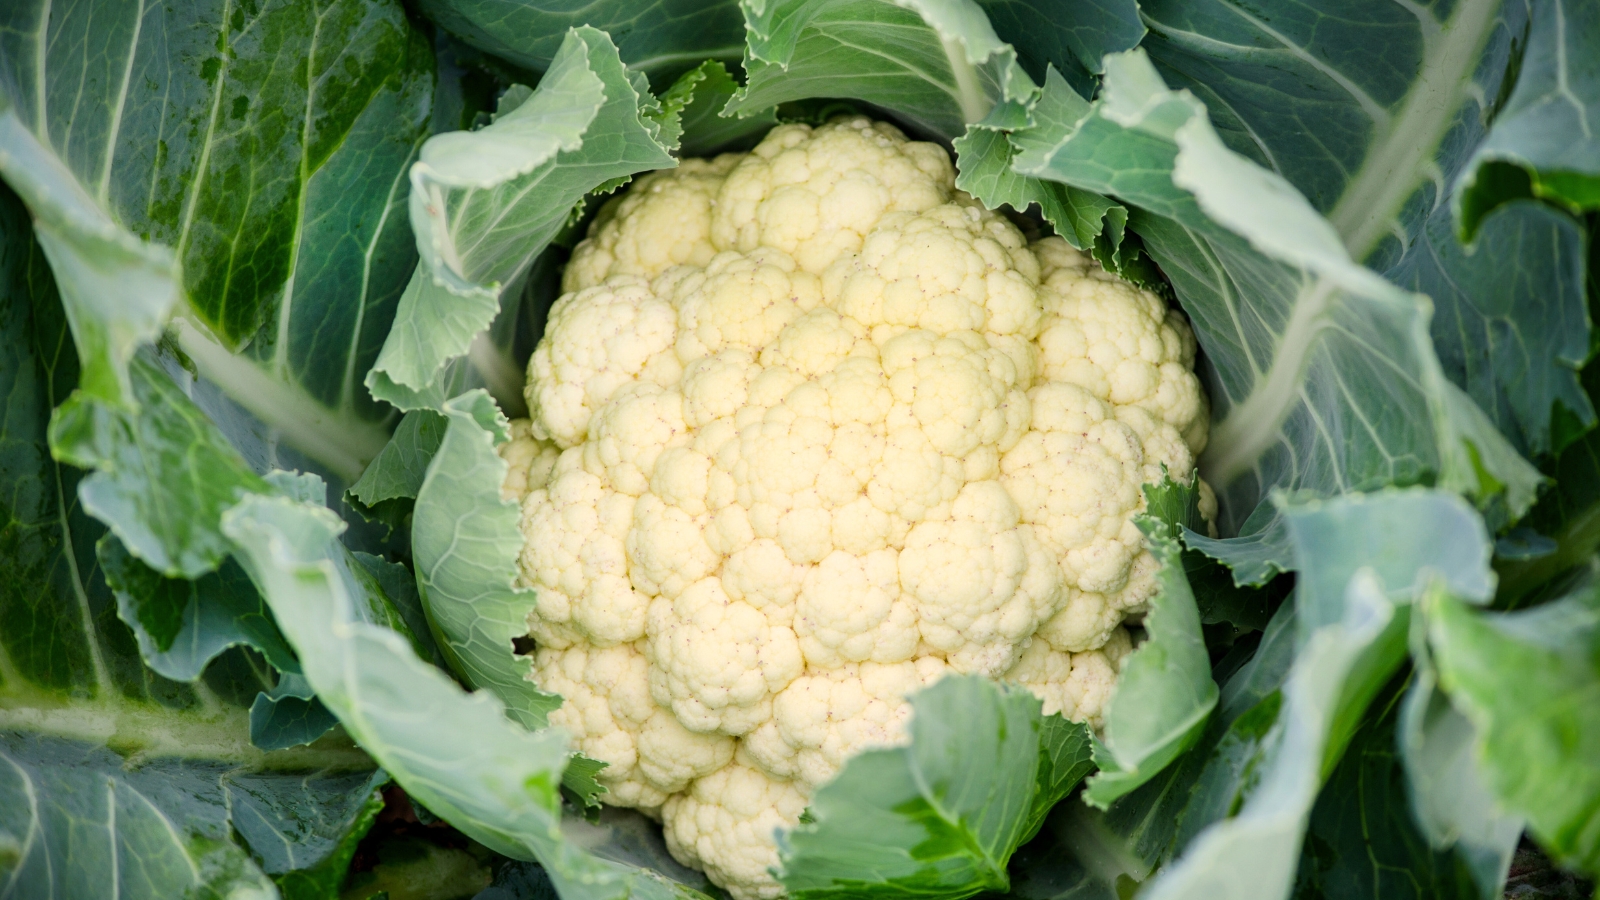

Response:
(0, 692), (372, 771)
(1328, 0), (1502, 259)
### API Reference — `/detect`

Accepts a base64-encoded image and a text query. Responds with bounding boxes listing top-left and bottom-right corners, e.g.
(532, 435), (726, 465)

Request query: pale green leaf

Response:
(371, 27), (676, 408)
(412, 391), (562, 731)
(728, 0), (1037, 138)
(1427, 567), (1600, 876)
(1083, 476), (1218, 807)
(1012, 50), (1539, 581)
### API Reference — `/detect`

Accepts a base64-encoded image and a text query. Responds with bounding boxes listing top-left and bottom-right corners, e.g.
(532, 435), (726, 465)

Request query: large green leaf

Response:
(1135, 571), (1405, 900)
(1044, 491), (1500, 900)
(100, 538), (296, 683)
(663, 60), (780, 158)
(413, 0), (746, 80)
(1457, 0), (1600, 231)
(1498, 290), (1600, 607)
(1024, 599), (1301, 889)
(726, 0), (1038, 139)
(1082, 476), (1218, 808)
(1291, 679), (1483, 900)
(1012, 52), (1540, 583)
(976, 0), (1143, 96)
(369, 27), (677, 411)
(1135, 0), (1592, 459)
(776, 675), (1093, 899)
(221, 488), (714, 900)
(412, 392), (562, 731)
(1398, 640), (1523, 900)
(1281, 490), (1496, 636)
(46, 357), (273, 580)
(0, 0), (433, 479)
(1427, 566), (1600, 877)
(0, 736), (389, 900)
(0, 181), (382, 899)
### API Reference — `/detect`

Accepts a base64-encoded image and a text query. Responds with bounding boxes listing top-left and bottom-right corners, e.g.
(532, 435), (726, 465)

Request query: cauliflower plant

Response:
(499, 116), (1212, 900)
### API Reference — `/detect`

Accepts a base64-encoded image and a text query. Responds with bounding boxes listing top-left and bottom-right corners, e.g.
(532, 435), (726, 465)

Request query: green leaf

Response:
(249, 672), (341, 752)
(1385, 198), (1590, 457)
(1398, 644), (1523, 900)
(1061, 602), (1302, 883)
(1427, 567), (1600, 877)
(1292, 678), (1486, 900)
(409, 391), (614, 808)
(1136, 571), (1406, 900)
(954, 123), (1125, 252)
(1, 180), (381, 897)
(354, 550), (447, 671)
(1026, 714), (1098, 843)
(727, 0), (1038, 139)
(1105, 490), (1496, 900)
(0, 0), (433, 479)
(412, 0), (746, 80)
(1083, 476), (1219, 808)
(666, 60), (780, 158)
(413, 391), (560, 731)
(1457, 0), (1600, 231)
(46, 355), (272, 580)
(0, 736), (390, 900)
(0, 733), (279, 898)
(777, 675), (1091, 899)
(101, 535), (296, 682)
(370, 27), (677, 410)
(1279, 489), (1496, 636)
(229, 768), (390, 898)
(0, 110), (179, 407)
(975, 0), (1143, 95)
(1012, 50), (1540, 583)
(1133, 0), (1592, 459)
(220, 490), (712, 900)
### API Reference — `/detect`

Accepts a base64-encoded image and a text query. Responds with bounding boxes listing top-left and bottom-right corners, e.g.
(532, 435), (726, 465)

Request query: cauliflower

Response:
(499, 116), (1211, 900)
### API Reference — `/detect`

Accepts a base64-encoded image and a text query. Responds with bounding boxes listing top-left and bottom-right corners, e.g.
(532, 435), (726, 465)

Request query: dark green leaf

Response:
(102, 536), (296, 682)
(0, 0), (432, 479)
(1012, 52), (1540, 582)
(249, 673), (341, 751)
(1292, 679), (1483, 900)
(1135, 0), (1592, 459)
(1, 179), (380, 898)
(0, 733), (279, 897)
(414, 0), (745, 81)
(976, 0), (1144, 94)
(1457, 0), (1600, 231)
(665, 60), (780, 158)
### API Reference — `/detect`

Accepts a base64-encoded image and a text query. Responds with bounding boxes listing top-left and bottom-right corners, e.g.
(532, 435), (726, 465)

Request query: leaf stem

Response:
(1201, 280), (1337, 485)
(172, 318), (391, 482)
(941, 35), (992, 125)
(0, 693), (372, 771)
(1327, 0), (1501, 259)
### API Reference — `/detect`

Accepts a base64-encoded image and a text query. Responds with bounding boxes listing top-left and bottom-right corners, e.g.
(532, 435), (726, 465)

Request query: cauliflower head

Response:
(499, 116), (1212, 900)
